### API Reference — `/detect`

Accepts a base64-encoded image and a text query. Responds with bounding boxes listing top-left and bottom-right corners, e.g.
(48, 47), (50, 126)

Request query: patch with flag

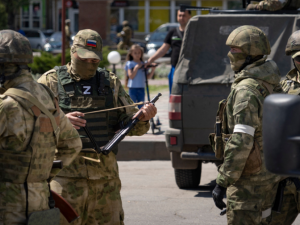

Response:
(86, 39), (97, 47)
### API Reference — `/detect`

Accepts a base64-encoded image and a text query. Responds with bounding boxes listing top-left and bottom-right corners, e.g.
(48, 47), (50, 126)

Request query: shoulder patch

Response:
(43, 69), (56, 77)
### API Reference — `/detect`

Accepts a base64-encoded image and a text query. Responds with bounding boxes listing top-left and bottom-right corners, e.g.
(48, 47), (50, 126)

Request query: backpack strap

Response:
(4, 88), (59, 139)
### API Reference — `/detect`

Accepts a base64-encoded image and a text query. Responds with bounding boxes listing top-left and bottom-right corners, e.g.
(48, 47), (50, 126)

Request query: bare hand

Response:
(139, 103), (157, 121)
(66, 111), (86, 130)
(144, 60), (152, 68)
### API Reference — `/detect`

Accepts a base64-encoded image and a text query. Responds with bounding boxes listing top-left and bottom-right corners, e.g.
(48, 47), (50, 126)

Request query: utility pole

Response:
(61, 0), (66, 65)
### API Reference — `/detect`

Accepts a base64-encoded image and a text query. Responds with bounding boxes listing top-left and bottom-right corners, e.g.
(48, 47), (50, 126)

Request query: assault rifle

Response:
(101, 93), (162, 155)
(51, 160), (80, 223)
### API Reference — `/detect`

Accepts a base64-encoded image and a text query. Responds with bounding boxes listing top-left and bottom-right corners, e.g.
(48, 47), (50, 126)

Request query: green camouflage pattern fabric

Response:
(270, 181), (300, 225)
(0, 66), (82, 225)
(72, 29), (103, 60)
(50, 164), (124, 225)
(226, 25), (271, 56)
(117, 26), (132, 50)
(285, 30), (300, 58)
(257, 0), (300, 11)
(270, 69), (300, 225)
(227, 182), (279, 224)
(217, 57), (282, 224)
(217, 57), (282, 188)
(38, 62), (149, 225)
(0, 30), (33, 64)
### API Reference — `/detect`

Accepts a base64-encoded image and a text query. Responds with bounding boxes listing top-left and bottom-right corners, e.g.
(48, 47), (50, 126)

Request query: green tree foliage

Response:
(30, 47), (116, 78)
(1, 0), (30, 29)
(0, 3), (7, 29)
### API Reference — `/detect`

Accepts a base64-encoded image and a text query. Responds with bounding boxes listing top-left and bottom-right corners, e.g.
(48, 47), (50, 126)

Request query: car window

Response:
(149, 32), (167, 41)
(157, 27), (168, 32)
(50, 32), (62, 42)
(26, 31), (40, 38)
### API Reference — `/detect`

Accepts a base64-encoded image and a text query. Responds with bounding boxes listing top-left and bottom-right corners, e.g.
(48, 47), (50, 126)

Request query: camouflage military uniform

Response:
(247, 0), (300, 11)
(211, 26), (281, 225)
(269, 30), (300, 225)
(0, 30), (82, 225)
(117, 21), (132, 50)
(65, 19), (71, 49)
(38, 29), (150, 225)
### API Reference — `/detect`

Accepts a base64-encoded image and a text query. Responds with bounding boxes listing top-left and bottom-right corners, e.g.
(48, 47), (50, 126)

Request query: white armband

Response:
(233, 124), (255, 137)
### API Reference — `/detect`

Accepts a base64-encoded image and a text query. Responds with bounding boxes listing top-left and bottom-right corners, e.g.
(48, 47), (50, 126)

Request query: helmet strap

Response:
(237, 55), (264, 73)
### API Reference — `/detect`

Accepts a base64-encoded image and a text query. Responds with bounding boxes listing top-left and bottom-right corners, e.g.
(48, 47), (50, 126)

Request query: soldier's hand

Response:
(66, 111), (86, 129)
(139, 102), (157, 121)
(246, 4), (258, 10)
(212, 184), (227, 210)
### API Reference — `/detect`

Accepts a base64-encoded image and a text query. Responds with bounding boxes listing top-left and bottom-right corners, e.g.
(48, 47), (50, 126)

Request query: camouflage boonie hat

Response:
(285, 30), (300, 58)
(72, 29), (103, 60)
(226, 25), (271, 56)
(122, 20), (129, 26)
(0, 30), (33, 64)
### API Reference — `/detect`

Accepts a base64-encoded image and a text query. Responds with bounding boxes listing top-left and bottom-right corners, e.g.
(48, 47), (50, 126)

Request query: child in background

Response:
(125, 44), (156, 109)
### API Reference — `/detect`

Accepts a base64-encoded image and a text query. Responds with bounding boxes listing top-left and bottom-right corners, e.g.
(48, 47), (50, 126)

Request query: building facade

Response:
(20, 0), (241, 40)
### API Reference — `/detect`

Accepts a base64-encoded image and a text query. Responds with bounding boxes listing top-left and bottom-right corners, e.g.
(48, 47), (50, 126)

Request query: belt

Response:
(262, 207), (272, 219)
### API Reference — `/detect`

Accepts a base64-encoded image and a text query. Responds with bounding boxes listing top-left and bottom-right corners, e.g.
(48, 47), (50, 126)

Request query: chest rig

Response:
(209, 78), (273, 175)
(55, 66), (119, 153)
(283, 0), (300, 9)
(0, 85), (60, 183)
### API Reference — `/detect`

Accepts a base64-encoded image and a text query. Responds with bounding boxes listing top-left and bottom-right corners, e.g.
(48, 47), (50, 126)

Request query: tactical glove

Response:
(246, 4), (258, 10)
(212, 184), (227, 210)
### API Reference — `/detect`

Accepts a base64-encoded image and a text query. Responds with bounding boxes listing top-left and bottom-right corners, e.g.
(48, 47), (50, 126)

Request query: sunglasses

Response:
(294, 56), (300, 62)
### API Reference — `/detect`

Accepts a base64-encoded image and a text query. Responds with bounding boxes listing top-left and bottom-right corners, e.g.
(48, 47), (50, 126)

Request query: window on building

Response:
(228, 1), (243, 9)
(201, 1), (223, 14)
(21, 0), (43, 29)
(124, 8), (145, 32)
(149, 1), (170, 32)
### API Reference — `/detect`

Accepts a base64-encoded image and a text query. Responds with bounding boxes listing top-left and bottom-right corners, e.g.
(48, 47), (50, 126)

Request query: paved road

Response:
(119, 161), (300, 225)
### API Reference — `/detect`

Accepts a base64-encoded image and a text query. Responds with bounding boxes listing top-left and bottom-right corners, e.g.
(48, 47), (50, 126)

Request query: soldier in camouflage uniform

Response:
(247, 0), (300, 11)
(210, 25), (281, 225)
(0, 30), (82, 224)
(269, 30), (300, 225)
(38, 29), (156, 225)
(117, 21), (133, 50)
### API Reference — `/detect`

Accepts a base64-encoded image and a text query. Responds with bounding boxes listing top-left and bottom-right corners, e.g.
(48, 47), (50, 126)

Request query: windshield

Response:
(50, 32), (62, 42)
(149, 32), (167, 41)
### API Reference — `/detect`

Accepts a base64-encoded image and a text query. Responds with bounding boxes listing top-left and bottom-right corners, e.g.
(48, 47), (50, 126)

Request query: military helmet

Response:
(122, 20), (129, 26)
(0, 30), (33, 64)
(226, 25), (271, 56)
(285, 30), (300, 58)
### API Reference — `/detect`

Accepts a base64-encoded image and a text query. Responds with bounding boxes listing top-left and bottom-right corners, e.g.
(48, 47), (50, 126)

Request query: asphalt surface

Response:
(119, 161), (300, 225)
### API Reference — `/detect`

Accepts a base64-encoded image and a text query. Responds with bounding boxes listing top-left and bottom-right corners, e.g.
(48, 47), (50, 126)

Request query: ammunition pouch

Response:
(27, 208), (60, 225)
(242, 140), (262, 176)
(209, 99), (230, 159)
(209, 133), (231, 159)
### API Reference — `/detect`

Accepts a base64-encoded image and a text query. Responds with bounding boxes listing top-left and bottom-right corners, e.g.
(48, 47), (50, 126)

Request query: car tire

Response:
(174, 162), (202, 189)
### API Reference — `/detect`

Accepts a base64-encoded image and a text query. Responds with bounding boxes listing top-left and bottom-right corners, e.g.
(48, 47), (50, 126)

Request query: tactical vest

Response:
(55, 66), (119, 154)
(209, 78), (273, 176)
(0, 85), (60, 183)
(282, 0), (300, 10)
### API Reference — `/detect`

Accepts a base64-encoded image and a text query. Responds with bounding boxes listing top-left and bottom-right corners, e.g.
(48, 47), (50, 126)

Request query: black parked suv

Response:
(165, 8), (300, 189)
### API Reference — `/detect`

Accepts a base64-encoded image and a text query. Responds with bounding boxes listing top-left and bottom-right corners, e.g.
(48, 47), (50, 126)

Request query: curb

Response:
(117, 136), (170, 161)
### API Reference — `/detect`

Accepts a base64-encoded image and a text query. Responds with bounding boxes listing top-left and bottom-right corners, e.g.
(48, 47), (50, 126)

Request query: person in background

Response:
(145, 9), (191, 94)
(125, 44), (156, 109)
(16, 25), (25, 36)
(246, 0), (300, 11)
(65, 19), (71, 49)
(117, 20), (133, 50)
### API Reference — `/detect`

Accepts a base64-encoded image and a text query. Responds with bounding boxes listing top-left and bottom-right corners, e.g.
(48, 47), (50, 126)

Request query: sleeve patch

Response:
(233, 101), (249, 116)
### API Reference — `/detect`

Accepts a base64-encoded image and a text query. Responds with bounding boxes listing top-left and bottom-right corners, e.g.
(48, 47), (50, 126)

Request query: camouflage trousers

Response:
(117, 41), (132, 50)
(51, 177), (124, 225)
(270, 181), (300, 225)
(0, 181), (51, 225)
(226, 181), (279, 225)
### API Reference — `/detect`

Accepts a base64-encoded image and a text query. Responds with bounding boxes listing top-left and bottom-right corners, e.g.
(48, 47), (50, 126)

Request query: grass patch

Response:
(147, 85), (168, 93)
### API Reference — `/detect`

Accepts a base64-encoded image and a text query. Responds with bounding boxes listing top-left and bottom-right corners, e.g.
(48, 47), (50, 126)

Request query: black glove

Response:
(212, 184), (227, 210)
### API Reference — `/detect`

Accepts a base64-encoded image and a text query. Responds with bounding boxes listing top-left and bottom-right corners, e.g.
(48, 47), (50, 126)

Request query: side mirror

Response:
(263, 94), (300, 176)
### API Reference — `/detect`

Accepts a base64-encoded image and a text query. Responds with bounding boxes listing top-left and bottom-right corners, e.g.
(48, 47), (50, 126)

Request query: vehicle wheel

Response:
(174, 162), (202, 189)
